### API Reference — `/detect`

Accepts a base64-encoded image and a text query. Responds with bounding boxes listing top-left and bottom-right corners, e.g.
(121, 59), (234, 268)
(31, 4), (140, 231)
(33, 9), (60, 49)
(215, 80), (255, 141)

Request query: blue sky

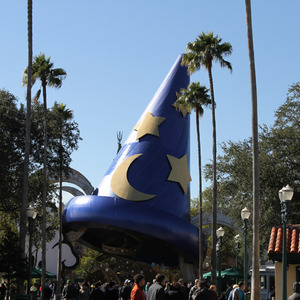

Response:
(1, 1), (300, 202)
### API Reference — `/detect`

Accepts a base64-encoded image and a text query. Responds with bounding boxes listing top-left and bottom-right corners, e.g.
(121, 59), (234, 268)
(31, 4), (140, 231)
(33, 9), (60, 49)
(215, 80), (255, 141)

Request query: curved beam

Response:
(49, 168), (94, 195)
(191, 211), (237, 233)
(62, 186), (84, 197)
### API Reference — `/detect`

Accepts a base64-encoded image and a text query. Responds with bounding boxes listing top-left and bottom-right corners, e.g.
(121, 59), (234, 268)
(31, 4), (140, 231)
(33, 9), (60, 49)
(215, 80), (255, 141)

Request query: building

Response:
(268, 224), (300, 298)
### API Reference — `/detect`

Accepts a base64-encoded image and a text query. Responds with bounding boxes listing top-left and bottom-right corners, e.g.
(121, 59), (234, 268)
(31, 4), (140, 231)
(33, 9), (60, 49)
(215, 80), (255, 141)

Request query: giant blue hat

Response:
(63, 55), (206, 266)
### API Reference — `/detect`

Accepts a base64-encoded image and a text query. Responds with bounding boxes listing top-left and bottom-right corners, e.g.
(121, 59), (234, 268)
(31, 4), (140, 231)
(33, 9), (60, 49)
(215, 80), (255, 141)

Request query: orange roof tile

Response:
(268, 225), (300, 264)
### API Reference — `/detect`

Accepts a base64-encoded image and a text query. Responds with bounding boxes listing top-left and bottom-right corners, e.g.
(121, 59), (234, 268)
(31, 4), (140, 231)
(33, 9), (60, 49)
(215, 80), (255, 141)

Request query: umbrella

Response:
(221, 267), (244, 279)
(35, 268), (56, 279)
(202, 268), (244, 280)
(203, 271), (211, 279)
(11, 267), (41, 279)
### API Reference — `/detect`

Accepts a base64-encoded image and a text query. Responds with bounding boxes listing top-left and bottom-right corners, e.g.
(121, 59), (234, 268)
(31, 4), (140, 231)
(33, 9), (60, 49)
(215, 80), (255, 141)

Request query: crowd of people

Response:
(22, 275), (233, 300)
(0, 276), (299, 300)
(40, 274), (243, 300)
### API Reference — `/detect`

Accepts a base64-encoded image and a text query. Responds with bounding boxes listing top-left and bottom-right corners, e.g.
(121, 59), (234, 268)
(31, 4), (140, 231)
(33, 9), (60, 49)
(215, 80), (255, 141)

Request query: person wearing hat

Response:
(121, 280), (132, 300)
(62, 280), (76, 300)
(131, 274), (146, 300)
(288, 282), (300, 300)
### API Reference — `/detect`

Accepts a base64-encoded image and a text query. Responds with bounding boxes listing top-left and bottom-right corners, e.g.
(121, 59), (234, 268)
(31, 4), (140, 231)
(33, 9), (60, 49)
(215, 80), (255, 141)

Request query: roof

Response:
(268, 225), (300, 264)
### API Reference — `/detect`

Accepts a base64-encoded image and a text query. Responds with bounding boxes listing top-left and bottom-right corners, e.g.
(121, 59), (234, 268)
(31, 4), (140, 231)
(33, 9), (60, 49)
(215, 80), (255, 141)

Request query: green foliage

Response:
(182, 32), (232, 75)
(190, 198), (199, 218)
(0, 88), (81, 248)
(0, 214), (25, 275)
(73, 248), (100, 280)
(0, 90), (26, 214)
(47, 102), (81, 179)
(22, 54), (67, 89)
(203, 82), (300, 250)
(175, 82), (211, 117)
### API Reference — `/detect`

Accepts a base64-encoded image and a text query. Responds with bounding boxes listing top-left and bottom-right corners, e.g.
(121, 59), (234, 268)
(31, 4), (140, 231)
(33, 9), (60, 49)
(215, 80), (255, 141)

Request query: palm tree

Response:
(182, 32), (232, 284)
(23, 54), (66, 297)
(175, 82), (211, 279)
(18, 0), (33, 293)
(244, 1), (260, 298)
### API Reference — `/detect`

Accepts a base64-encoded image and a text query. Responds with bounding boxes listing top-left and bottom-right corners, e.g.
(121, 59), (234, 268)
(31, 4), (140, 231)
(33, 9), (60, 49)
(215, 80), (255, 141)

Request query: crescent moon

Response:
(111, 154), (156, 201)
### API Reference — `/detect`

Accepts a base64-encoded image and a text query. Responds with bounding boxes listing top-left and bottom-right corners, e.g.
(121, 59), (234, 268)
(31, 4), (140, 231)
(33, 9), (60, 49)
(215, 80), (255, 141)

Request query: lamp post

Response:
(279, 185), (294, 300)
(241, 207), (250, 289)
(216, 226), (225, 296)
(27, 204), (37, 294)
(234, 234), (241, 269)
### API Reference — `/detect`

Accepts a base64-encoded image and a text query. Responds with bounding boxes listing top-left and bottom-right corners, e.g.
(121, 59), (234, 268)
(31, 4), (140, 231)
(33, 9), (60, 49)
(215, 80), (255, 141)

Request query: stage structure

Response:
(62, 55), (207, 280)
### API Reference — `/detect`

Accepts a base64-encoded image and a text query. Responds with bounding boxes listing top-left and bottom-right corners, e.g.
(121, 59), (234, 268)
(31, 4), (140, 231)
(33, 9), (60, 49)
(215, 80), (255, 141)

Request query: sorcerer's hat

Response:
(62, 55), (206, 266)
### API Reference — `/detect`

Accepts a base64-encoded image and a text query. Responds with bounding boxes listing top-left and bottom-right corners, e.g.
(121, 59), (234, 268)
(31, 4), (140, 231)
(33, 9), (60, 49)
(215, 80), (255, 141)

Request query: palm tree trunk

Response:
(245, 0), (260, 298)
(18, 0), (32, 293)
(41, 82), (48, 300)
(196, 110), (203, 279)
(208, 66), (217, 284)
(56, 136), (63, 300)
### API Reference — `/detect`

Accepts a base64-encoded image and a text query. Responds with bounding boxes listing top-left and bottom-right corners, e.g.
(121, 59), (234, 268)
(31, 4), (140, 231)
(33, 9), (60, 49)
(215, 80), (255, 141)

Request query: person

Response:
(121, 280), (132, 300)
(231, 281), (244, 300)
(30, 283), (38, 300)
(288, 282), (300, 300)
(79, 281), (90, 300)
(105, 281), (118, 300)
(145, 282), (151, 296)
(62, 280), (76, 300)
(188, 280), (199, 300)
(89, 282), (105, 300)
(209, 285), (218, 299)
(0, 283), (6, 300)
(224, 282), (233, 300)
(178, 279), (189, 300)
(268, 286), (275, 300)
(44, 283), (53, 300)
(167, 281), (184, 300)
(130, 274), (146, 300)
(147, 274), (166, 300)
(192, 280), (216, 300)
(228, 284), (238, 300)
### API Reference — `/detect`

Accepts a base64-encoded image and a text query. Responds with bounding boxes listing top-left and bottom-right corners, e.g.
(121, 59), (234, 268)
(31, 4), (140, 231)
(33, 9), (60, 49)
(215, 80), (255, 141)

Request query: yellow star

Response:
(172, 101), (191, 118)
(166, 154), (192, 195)
(134, 112), (166, 140)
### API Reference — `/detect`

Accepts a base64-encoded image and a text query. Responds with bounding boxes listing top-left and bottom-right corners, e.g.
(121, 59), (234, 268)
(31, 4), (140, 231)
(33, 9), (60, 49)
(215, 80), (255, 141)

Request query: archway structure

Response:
(49, 168), (94, 197)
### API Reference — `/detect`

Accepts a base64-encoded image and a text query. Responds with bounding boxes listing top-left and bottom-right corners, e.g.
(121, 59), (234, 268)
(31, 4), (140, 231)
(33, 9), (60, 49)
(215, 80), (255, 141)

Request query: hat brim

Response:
(63, 195), (205, 265)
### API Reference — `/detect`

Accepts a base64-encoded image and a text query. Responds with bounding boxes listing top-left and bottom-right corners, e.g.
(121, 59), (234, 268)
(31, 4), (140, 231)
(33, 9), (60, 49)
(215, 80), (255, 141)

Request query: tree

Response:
(0, 90), (82, 296)
(203, 82), (300, 254)
(73, 249), (100, 281)
(175, 82), (211, 279)
(0, 90), (25, 213)
(0, 214), (26, 299)
(22, 54), (67, 297)
(244, 1), (260, 296)
(182, 32), (232, 283)
(18, 1), (33, 293)
(49, 102), (81, 300)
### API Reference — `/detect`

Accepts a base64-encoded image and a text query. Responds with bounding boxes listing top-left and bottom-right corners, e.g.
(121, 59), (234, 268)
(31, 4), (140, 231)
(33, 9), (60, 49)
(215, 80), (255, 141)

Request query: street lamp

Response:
(279, 185), (294, 300)
(234, 234), (241, 269)
(216, 226), (225, 296)
(241, 207), (250, 289)
(27, 204), (37, 294)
